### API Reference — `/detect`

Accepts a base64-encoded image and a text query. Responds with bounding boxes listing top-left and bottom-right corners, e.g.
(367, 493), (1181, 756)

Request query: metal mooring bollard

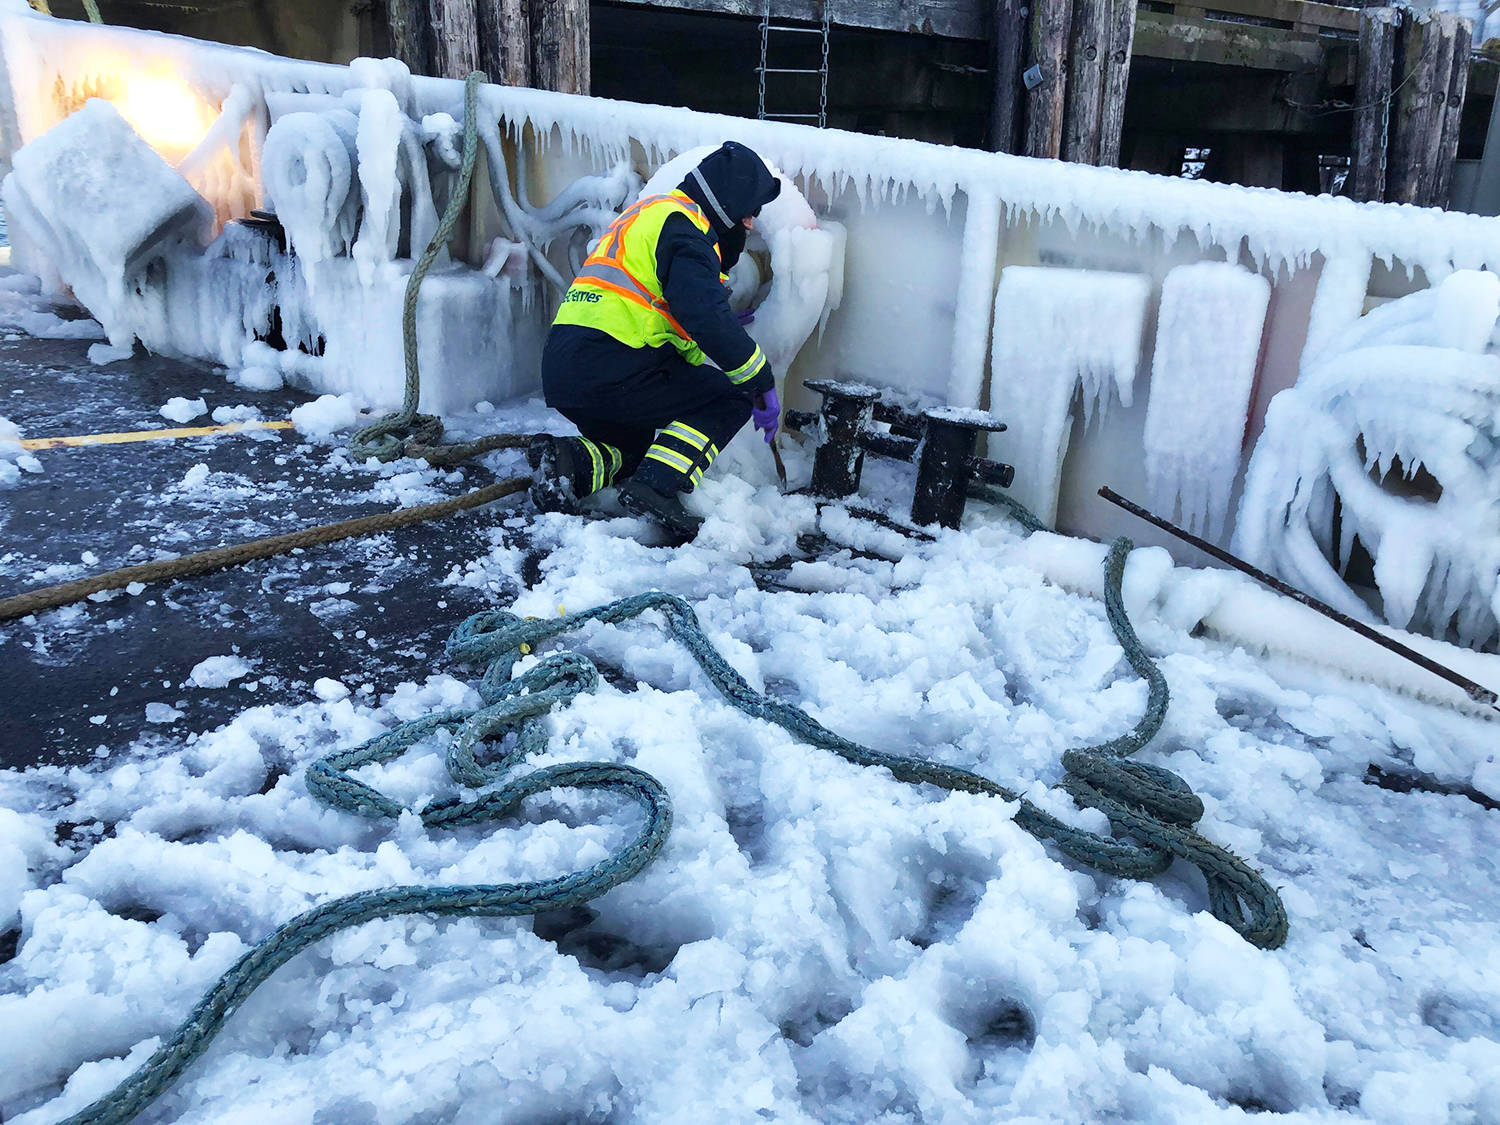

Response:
(912, 408), (1010, 529)
(804, 379), (881, 499)
(790, 381), (1014, 530)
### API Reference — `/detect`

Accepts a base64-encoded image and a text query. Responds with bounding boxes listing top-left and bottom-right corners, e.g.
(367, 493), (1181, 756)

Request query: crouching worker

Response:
(528, 141), (784, 539)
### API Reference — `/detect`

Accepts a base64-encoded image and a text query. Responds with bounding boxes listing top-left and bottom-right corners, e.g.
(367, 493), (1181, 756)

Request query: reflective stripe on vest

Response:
(553, 191), (717, 363)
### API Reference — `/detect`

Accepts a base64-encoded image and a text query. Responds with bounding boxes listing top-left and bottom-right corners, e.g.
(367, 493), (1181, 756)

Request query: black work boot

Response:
(527, 434), (582, 514)
(619, 476), (704, 541)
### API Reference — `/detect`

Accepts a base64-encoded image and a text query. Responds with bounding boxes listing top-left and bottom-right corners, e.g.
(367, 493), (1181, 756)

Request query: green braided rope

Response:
(449, 583), (1287, 949)
(57, 557), (1286, 1123)
(349, 71), (486, 463)
(59, 643), (672, 1125)
(82, 0), (102, 23)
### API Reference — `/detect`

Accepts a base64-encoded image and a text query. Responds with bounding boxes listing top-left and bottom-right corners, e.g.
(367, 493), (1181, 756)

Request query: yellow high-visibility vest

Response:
(553, 190), (717, 367)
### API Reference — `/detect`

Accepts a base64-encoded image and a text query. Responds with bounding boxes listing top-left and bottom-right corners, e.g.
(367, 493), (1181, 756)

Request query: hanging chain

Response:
(758, 0), (770, 121)
(819, 1), (830, 129)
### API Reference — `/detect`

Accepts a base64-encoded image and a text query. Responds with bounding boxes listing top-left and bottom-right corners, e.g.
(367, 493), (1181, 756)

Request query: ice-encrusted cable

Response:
(346, 70), (537, 466)
(349, 71), (483, 463)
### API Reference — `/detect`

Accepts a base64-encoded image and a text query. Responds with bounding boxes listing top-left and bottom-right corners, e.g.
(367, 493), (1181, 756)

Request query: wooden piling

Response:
(1432, 12), (1472, 209)
(387, 0), (432, 76)
(1024, 0), (1073, 160)
(989, 0), (1029, 153)
(1096, 0), (1135, 167)
(531, 0), (589, 95)
(430, 0), (480, 79)
(1351, 6), (1400, 203)
(478, 0), (532, 87)
(1063, 0), (1108, 163)
(1389, 11), (1466, 207)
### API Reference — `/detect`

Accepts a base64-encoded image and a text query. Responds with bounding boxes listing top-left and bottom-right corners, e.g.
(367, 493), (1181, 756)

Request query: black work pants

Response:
(542, 325), (753, 489)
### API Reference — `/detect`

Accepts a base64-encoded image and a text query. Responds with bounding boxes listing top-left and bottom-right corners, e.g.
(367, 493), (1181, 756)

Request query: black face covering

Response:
(718, 222), (749, 272)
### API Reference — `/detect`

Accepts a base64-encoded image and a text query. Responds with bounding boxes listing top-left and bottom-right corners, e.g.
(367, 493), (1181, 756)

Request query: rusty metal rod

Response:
(1097, 486), (1500, 709)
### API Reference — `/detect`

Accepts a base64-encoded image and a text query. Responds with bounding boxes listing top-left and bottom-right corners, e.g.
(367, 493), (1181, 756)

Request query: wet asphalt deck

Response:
(0, 333), (532, 770)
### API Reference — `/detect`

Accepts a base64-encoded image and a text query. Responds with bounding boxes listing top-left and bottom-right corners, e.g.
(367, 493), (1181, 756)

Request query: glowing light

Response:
(113, 73), (215, 155)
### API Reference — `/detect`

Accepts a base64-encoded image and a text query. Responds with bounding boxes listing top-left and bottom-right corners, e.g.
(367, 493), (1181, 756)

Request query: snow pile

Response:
(1236, 270), (1500, 649)
(4, 477), (1500, 1122)
(1144, 262), (1271, 538)
(988, 267), (1151, 525)
(290, 392), (364, 438)
(0, 413), (42, 489)
(158, 396), (208, 424)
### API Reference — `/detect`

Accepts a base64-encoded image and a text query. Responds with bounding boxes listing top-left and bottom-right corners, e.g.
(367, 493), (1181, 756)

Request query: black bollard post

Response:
(911, 408), (1007, 528)
(806, 379), (880, 498)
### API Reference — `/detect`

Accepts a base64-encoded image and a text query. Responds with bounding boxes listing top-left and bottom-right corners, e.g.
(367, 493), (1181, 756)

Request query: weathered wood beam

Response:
(430, 0), (480, 79)
(988, 0), (1029, 152)
(1433, 13), (1471, 209)
(1096, 0), (1135, 167)
(600, 0), (1355, 45)
(531, 0), (588, 95)
(1024, 0), (1072, 159)
(387, 0), (432, 75)
(1389, 10), (1468, 207)
(1063, 0), (1108, 163)
(478, 0), (531, 87)
(1351, 5), (1399, 203)
(604, 0), (982, 41)
(1129, 11), (1327, 72)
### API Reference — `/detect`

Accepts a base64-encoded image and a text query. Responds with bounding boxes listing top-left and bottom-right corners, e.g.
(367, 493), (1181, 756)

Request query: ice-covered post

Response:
(946, 189), (1001, 410)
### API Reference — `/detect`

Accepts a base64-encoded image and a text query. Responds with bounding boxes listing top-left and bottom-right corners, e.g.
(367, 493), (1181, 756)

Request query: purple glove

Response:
(751, 388), (780, 444)
(735, 306), (757, 326)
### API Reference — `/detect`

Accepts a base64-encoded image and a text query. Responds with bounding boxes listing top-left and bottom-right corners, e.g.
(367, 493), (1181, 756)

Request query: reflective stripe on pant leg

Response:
(576, 437), (624, 495)
(643, 421), (720, 490)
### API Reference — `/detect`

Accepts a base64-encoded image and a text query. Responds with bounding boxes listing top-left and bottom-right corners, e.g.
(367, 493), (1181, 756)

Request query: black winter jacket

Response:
(544, 142), (782, 406)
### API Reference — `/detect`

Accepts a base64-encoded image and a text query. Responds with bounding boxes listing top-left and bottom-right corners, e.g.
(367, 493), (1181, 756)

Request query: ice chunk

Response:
(87, 342), (133, 365)
(0, 413), (43, 489)
(159, 397), (208, 424)
(1, 99), (211, 347)
(186, 654), (252, 688)
(988, 266), (1151, 525)
(1143, 262), (1271, 538)
(290, 392), (364, 437)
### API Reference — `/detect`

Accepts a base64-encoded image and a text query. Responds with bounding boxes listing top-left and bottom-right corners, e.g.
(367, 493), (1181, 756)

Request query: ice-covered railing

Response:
(8, 1), (1500, 278)
(8, 0), (1500, 565)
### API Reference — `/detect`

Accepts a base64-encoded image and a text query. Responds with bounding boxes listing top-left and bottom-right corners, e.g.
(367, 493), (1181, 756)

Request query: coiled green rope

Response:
(59, 636), (673, 1125)
(60, 560), (1286, 1124)
(349, 71), (485, 463)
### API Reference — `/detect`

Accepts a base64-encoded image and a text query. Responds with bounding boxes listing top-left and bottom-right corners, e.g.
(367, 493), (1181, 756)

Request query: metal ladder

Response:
(756, 0), (830, 127)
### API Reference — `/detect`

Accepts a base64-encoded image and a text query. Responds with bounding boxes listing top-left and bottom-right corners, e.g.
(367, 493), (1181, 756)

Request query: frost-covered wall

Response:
(5, 0), (1500, 624)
